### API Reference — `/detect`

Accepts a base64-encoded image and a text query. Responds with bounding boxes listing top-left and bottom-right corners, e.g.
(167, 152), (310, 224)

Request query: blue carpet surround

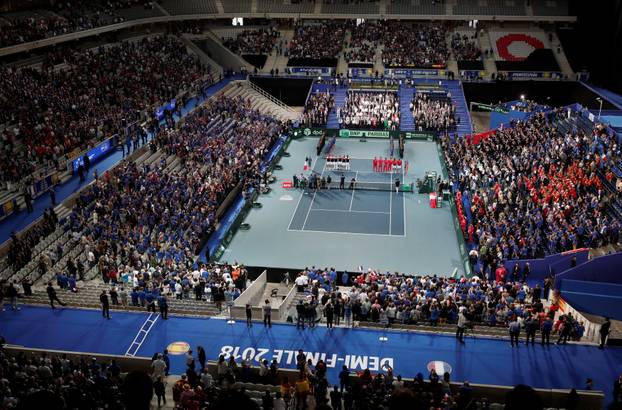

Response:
(1, 306), (621, 400)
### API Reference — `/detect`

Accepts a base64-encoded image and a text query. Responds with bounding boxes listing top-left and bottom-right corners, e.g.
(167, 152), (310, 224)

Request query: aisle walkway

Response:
(326, 86), (347, 129)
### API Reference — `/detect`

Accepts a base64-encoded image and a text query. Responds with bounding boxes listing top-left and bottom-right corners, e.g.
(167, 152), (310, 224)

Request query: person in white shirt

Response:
(151, 354), (167, 380)
(295, 274), (308, 292)
(456, 307), (467, 344)
(175, 281), (183, 300)
(87, 250), (95, 267)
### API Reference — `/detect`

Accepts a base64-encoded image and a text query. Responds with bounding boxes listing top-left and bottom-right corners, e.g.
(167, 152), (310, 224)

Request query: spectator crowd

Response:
(338, 91), (399, 130)
(223, 28), (280, 55)
(0, 0), (155, 48)
(451, 32), (482, 61)
(288, 22), (346, 60)
(0, 346), (141, 409)
(302, 91), (335, 127)
(344, 21), (382, 63)
(58, 94), (283, 278)
(382, 24), (449, 68)
(411, 92), (458, 132)
(443, 111), (621, 262)
(290, 267), (569, 336)
(7, 94), (284, 305)
(0, 35), (212, 185)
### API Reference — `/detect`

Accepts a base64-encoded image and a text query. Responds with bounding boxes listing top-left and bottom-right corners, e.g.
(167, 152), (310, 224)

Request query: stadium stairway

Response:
(446, 80), (472, 139)
(399, 85), (416, 132)
(326, 86), (347, 129)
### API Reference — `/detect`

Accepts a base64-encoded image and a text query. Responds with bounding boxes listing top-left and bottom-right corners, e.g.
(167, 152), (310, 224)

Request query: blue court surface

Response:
(288, 159), (406, 236)
(1, 306), (621, 400)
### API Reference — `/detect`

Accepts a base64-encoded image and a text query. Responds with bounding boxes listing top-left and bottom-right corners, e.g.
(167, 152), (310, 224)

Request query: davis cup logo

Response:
(427, 360), (453, 375)
(303, 128), (312, 136)
(167, 341), (190, 355)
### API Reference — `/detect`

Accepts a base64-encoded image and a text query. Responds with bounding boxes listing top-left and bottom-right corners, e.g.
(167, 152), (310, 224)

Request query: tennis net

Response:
(298, 179), (413, 192)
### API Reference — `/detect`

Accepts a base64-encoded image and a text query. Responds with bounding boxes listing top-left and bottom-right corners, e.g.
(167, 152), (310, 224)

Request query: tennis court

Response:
(223, 137), (464, 275)
(288, 158), (406, 236)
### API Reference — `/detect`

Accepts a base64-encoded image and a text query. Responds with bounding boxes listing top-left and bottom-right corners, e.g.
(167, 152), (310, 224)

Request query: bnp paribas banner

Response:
(338, 129), (401, 138)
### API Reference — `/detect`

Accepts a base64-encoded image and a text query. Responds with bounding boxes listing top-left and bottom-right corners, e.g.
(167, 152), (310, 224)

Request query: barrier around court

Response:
(3, 345), (151, 374)
(231, 270), (268, 320)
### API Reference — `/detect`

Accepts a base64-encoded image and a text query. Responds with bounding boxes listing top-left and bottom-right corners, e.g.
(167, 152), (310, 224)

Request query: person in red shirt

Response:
(495, 265), (507, 283)
(373, 157), (378, 172)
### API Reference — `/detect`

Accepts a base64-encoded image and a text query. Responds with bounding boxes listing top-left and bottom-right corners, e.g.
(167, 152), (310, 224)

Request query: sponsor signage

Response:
(385, 68), (446, 78)
(339, 129), (394, 138)
(473, 103), (509, 114)
(71, 135), (116, 173)
(287, 67), (332, 76)
(500, 71), (563, 80)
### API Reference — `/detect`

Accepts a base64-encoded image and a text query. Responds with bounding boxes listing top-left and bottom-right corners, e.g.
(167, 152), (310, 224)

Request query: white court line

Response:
(287, 188), (306, 230)
(348, 171), (359, 211)
(402, 189), (407, 237)
(301, 160), (326, 230)
(389, 168), (393, 235)
(287, 156), (318, 230)
(125, 312), (159, 357)
(310, 208), (390, 215)
(287, 227), (405, 237)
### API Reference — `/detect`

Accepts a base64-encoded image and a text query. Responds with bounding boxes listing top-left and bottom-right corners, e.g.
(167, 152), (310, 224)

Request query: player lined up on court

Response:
(326, 155), (350, 171)
(373, 157), (408, 173)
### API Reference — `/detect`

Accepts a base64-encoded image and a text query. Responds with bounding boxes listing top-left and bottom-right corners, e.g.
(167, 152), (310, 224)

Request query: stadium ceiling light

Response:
(520, 94), (525, 100)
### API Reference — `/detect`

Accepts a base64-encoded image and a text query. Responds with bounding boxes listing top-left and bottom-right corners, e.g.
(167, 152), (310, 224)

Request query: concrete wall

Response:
(4, 345), (151, 374)
(231, 270), (267, 320)
(199, 35), (251, 72)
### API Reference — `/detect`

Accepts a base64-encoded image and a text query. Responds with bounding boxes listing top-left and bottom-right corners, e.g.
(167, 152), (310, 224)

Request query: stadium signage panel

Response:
(339, 129), (399, 138)
(286, 67), (332, 76)
(71, 135), (116, 173)
(292, 128), (326, 138)
(385, 68), (446, 78)
(155, 99), (177, 120)
(404, 131), (435, 140)
(472, 103), (509, 114)
(499, 71), (563, 80)
(459, 70), (486, 78)
(348, 67), (374, 77)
